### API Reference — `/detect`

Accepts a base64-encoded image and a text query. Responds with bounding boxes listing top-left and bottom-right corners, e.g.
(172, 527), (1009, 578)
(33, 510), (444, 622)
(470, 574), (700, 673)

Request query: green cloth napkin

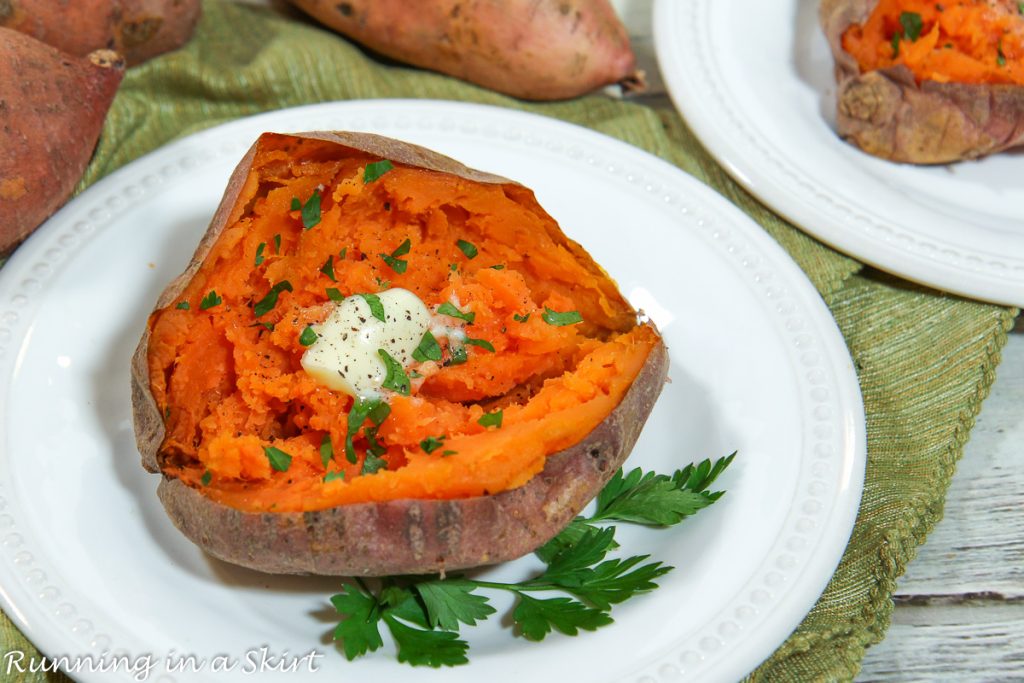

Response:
(2, 2), (1016, 680)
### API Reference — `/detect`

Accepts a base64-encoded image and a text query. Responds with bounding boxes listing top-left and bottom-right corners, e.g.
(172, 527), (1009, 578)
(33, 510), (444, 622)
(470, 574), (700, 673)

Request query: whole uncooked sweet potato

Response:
(286, 0), (643, 100)
(0, 29), (124, 255)
(0, 0), (200, 66)
(132, 131), (668, 576)
(821, 0), (1024, 163)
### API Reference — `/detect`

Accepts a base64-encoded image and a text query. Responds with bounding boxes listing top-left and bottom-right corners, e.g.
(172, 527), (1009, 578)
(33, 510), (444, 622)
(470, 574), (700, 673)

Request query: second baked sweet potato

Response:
(822, 0), (1024, 163)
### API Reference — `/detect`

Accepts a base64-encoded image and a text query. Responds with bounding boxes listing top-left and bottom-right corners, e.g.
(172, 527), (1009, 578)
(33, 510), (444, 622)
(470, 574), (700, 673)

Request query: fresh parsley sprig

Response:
(329, 453), (735, 667)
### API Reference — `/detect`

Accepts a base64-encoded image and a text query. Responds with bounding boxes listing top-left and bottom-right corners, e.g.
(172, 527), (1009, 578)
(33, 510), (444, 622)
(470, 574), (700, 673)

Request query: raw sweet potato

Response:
(132, 132), (668, 575)
(0, 29), (124, 255)
(822, 0), (1024, 163)
(0, 0), (200, 66)
(285, 0), (643, 100)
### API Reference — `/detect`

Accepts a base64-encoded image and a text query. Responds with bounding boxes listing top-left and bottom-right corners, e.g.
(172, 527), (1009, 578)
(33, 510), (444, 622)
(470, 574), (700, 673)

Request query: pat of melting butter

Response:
(301, 288), (432, 398)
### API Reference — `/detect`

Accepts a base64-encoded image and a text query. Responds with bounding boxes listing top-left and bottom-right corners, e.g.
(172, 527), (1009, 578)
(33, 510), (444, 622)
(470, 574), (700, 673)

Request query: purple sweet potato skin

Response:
(821, 0), (1024, 163)
(0, 29), (124, 255)
(132, 131), (669, 576)
(287, 0), (643, 100)
(0, 0), (200, 66)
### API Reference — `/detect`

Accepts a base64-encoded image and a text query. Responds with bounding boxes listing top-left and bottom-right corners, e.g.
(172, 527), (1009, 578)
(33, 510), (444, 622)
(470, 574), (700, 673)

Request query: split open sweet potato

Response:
(286, 0), (643, 100)
(132, 132), (668, 575)
(0, 0), (200, 66)
(821, 0), (1024, 163)
(0, 28), (124, 255)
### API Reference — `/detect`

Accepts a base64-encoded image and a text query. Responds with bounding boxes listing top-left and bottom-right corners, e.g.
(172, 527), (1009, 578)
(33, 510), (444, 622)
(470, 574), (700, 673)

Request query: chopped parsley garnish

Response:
(489, 264), (505, 270)
(380, 238), (411, 274)
(1019, 1), (1023, 14)
(261, 322), (275, 332)
(441, 450), (458, 457)
(253, 280), (293, 317)
(175, 301), (190, 310)
(345, 398), (391, 464)
(513, 313), (530, 323)
(327, 287), (344, 302)
(320, 433), (334, 468)
(321, 255), (337, 281)
(274, 234), (282, 253)
(290, 197), (301, 211)
(323, 470), (345, 483)
(328, 453), (736, 668)
(359, 293), (387, 322)
(420, 436), (447, 454)
(200, 290), (222, 310)
(542, 307), (582, 326)
(301, 191), (322, 230)
(299, 325), (318, 346)
(478, 410), (503, 429)
(364, 160), (394, 183)
(412, 330), (443, 362)
(449, 263), (459, 272)
(376, 277), (391, 290)
(447, 344), (468, 366)
(456, 239), (478, 259)
(464, 337), (494, 353)
(900, 11), (923, 41)
(997, 40), (1007, 67)
(437, 302), (474, 324)
(378, 349), (411, 395)
(255, 242), (267, 266)
(361, 452), (388, 475)
(339, 247), (348, 260)
(263, 446), (292, 472)
(200, 471), (212, 486)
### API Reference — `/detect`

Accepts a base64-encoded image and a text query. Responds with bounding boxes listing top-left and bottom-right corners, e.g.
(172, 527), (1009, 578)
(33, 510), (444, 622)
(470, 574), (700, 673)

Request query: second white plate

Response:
(655, 0), (1024, 306)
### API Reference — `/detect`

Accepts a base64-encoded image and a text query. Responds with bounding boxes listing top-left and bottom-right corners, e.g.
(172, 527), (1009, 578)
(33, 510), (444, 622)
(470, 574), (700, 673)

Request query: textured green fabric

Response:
(1, 2), (1016, 681)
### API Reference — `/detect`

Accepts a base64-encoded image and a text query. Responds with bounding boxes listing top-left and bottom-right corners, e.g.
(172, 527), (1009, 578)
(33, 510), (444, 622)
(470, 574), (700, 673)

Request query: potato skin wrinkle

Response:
(821, 0), (1024, 163)
(287, 0), (643, 100)
(0, 29), (124, 254)
(132, 131), (669, 575)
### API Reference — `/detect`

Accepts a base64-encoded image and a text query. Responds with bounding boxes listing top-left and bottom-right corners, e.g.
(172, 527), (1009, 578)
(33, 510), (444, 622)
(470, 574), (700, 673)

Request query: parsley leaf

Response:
(301, 191), (321, 230)
(290, 197), (301, 212)
(513, 312), (530, 323)
(446, 344), (468, 366)
(899, 11), (923, 41)
(456, 239), (478, 259)
(361, 451), (388, 475)
(323, 470), (345, 483)
(364, 160), (394, 184)
(415, 580), (496, 631)
(412, 330), (443, 362)
(542, 307), (582, 326)
(383, 614), (468, 667)
(200, 290), (222, 310)
(512, 595), (612, 642)
(592, 468), (719, 526)
(478, 410), (502, 429)
(331, 584), (384, 660)
(263, 446), (292, 472)
(378, 349), (411, 395)
(464, 337), (495, 352)
(345, 398), (388, 463)
(200, 471), (212, 486)
(253, 280), (293, 317)
(320, 255), (336, 281)
(273, 234), (282, 253)
(254, 242), (266, 266)
(437, 302), (474, 324)
(299, 325), (318, 346)
(420, 435), (446, 454)
(326, 287), (344, 302)
(359, 293), (387, 322)
(175, 301), (190, 310)
(381, 238), (411, 274)
(320, 433), (334, 468)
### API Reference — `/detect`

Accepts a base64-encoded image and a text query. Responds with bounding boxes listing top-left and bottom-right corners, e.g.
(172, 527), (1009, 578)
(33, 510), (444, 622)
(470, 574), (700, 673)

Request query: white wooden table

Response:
(240, 1), (1024, 677)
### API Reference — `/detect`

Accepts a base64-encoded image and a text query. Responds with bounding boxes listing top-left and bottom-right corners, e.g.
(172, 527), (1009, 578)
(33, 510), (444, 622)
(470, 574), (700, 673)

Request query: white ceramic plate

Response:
(0, 101), (864, 683)
(654, 0), (1024, 306)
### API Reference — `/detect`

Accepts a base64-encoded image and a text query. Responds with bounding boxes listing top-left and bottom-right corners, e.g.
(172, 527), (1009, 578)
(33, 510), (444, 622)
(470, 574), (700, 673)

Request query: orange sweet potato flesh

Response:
(0, 0), (200, 66)
(0, 29), (124, 255)
(132, 132), (668, 575)
(822, 0), (1024, 162)
(286, 0), (644, 100)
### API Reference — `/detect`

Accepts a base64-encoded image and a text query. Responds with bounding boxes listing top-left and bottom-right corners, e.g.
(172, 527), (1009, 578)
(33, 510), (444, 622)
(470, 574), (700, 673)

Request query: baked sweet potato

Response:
(821, 0), (1024, 163)
(0, 29), (124, 255)
(132, 132), (668, 576)
(285, 0), (643, 100)
(0, 0), (200, 66)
